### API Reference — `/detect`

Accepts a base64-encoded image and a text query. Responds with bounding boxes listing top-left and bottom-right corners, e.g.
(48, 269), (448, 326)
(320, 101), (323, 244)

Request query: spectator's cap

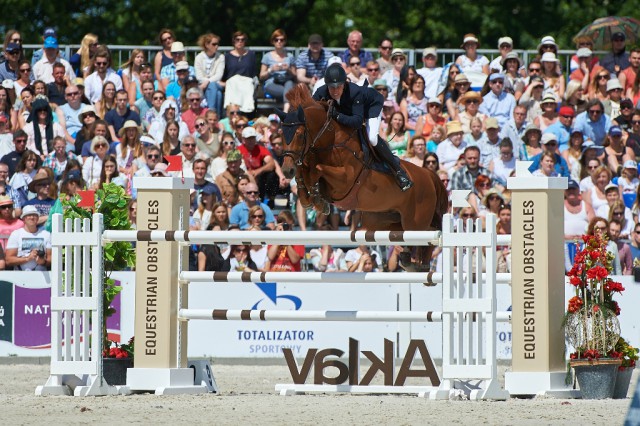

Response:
(28, 168), (52, 193)
(580, 139), (604, 156)
(175, 61), (189, 71)
(327, 56), (343, 66)
(170, 41), (185, 53)
(184, 75), (198, 85)
(6, 42), (21, 53)
(540, 52), (558, 63)
(606, 78), (623, 92)
(621, 98), (634, 109)
(446, 121), (463, 135)
(567, 179), (580, 190)
(373, 79), (388, 90)
(529, 75), (544, 85)
(570, 127), (584, 135)
(43, 37), (58, 49)
(43, 27), (57, 38)
(118, 120), (142, 137)
(140, 135), (156, 147)
(74, 77), (84, 87)
(604, 182), (619, 193)
(461, 33), (479, 47)
(485, 117), (499, 129)
(201, 186), (217, 196)
(541, 93), (557, 105)
(78, 104), (98, 121)
(20, 205), (39, 219)
(624, 159), (638, 170)
(267, 113), (281, 123)
(0, 195), (13, 207)
(241, 126), (258, 138)
(422, 47), (437, 57)
(391, 48), (406, 59)
(489, 72), (505, 82)
(498, 37), (513, 47)
(612, 32), (626, 41)
(559, 106), (576, 117)
(227, 149), (242, 162)
(540, 133), (558, 144)
(609, 125), (623, 136)
(538, 36), (557, 50)
(427, 97), (442, 105)
(151, 163), (169, 177)
(454, 73), (469, 84)
(64, 170), (82, 184)
(383, 99), (395, 108)
(500, 51), (521, 67)
(308, 34), (323, 44)
(576, 48), (593, 58)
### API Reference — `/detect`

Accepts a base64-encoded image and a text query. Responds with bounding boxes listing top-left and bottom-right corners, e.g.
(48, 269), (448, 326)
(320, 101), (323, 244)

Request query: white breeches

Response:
(366, 112), (382, 146)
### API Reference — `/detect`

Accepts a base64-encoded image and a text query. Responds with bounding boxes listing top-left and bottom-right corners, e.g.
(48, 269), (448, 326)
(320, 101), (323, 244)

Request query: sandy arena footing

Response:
(1, 361), (636, 425)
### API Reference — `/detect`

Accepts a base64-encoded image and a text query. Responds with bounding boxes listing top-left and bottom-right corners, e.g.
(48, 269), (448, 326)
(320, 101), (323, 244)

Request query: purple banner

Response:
(14, 286), (52, 348)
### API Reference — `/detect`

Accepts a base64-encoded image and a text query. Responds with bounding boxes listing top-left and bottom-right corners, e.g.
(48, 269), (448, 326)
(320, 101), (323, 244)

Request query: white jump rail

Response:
(36, 214), (121, 396)
(179, 309), (512, 322)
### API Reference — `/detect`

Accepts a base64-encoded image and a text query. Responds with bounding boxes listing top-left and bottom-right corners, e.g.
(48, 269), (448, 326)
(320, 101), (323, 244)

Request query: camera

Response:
(281, 222), (290, 230)
(37, 250), (45, 258)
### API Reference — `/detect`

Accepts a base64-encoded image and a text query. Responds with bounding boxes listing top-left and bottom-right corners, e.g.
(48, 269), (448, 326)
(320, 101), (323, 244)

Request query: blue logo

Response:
(251, 283), (302, 310)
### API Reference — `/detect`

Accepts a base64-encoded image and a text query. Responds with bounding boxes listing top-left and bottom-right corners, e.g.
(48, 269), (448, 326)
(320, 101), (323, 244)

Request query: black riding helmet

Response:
(325, 63), (347, 88)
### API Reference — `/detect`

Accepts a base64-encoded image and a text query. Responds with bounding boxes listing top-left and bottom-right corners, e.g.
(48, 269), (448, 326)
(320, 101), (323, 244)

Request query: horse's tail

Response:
(430, 170), (449, 231)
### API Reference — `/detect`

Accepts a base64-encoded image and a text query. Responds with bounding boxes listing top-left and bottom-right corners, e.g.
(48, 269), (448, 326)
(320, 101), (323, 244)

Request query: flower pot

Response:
(102, 357), (133, 386)
(571, 358), (621, 399)
(613, 366), (634, 399)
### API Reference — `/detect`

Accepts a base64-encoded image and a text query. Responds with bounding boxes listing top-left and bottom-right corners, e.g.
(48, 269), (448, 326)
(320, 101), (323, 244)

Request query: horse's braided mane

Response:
(286, 84), (315, 109)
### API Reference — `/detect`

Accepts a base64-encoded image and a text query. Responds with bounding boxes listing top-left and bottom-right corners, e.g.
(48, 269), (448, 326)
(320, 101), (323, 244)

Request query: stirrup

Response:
(395, 171), (413, 192)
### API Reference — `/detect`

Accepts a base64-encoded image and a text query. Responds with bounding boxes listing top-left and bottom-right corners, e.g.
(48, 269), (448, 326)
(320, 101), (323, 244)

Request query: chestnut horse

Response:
(277, 85), (448, 271)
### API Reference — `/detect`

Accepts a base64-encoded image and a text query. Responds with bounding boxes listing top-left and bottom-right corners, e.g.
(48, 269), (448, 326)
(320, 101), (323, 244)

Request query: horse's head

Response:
(276, 106), (306, 179)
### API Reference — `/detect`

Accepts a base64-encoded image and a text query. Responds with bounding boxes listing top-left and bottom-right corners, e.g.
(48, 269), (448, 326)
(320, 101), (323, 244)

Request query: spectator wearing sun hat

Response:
(417, 47), (443, 99)
(5, 205), (51, 271)
(603, 78), (624, 119)
(436, 121), (467, 170)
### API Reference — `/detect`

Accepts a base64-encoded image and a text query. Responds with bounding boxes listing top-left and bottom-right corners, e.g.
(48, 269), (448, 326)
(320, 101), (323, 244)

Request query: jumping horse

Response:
(276, 85), (448, 271)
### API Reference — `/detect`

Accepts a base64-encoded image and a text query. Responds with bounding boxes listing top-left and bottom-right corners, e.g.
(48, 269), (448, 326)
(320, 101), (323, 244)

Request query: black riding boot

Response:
(373, 138), (413, 191)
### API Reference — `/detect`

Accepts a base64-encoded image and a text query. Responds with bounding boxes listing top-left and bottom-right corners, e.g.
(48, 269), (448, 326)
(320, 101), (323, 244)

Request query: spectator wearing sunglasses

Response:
(573, 99), (612, 146)
(229, 182), (275, 230)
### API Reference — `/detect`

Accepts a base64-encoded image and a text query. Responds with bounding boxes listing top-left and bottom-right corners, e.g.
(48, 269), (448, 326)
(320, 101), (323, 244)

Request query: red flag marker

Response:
(77, 190), (95, 208)
(164, 155), (183, 172)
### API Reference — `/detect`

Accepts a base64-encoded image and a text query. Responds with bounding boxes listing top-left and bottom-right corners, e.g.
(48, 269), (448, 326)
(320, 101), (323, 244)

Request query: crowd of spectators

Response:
(0, 26), (639, 274)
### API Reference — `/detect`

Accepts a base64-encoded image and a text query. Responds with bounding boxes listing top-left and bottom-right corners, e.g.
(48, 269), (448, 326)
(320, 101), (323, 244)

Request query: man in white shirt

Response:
(5, 205), (52, 271)
(416, 47), (443, 100)
(84, 48), (123, 103)
(33, 37), (75, 84)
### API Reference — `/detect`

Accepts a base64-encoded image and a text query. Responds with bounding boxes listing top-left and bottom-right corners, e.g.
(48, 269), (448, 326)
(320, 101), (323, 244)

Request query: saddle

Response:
(355, 129), (394, 175)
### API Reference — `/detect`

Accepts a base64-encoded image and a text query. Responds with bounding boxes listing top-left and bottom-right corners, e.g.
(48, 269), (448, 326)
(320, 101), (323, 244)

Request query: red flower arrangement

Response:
(565, 233), (624, 360)
(102, 336), (134, 359)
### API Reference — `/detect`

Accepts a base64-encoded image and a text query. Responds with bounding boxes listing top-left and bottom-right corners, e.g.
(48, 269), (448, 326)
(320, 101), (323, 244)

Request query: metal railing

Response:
(22, 44), (604, 78)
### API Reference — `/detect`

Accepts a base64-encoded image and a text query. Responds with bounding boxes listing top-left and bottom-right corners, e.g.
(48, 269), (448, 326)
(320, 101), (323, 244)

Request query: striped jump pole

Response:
(179, 309), (512, 323)
(102, 229), (443, 246)
(180, 271), (512, 285)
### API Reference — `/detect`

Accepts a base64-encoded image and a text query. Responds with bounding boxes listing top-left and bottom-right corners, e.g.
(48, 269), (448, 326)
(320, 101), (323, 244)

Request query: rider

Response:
(313, 63), (413, 191)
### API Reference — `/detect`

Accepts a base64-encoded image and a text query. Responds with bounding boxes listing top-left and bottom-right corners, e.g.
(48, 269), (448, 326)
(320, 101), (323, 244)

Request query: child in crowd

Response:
(426, 125), (445, 153)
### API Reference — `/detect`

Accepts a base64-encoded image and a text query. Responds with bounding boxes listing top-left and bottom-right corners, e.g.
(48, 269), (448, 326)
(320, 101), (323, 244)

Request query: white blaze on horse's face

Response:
(328, 84), (345, 101)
